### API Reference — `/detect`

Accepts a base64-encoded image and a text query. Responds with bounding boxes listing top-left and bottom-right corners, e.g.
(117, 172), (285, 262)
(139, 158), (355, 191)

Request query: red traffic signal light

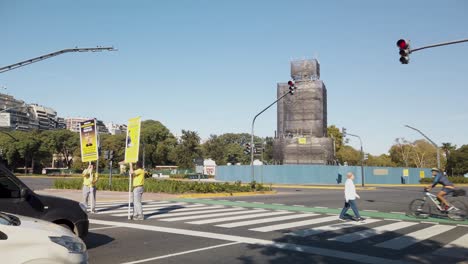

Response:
(397, 39), (410, 64)
(397, 39), (409, 49)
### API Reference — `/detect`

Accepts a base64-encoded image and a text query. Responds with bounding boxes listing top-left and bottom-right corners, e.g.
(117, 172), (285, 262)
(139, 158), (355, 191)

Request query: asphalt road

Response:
(20, 178), (468, 263)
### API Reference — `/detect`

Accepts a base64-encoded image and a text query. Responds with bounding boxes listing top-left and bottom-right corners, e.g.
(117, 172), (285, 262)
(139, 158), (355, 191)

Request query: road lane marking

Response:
(160, 209), (266, 222)
(376, 225), (456, 250)
(146, 207), (248, 220)
(99, 203), (199, 214)
(363, 210), (378, 212)
(329, 222), (418, 243)
(217, 214), (317, 228)
(250, 215), (337, 232)
(433, 233), (468, 258)
(187, 211), (293, 225)
(109, 204), (219, 216)
(121, 242), (241, 263)
(89, 226), (121, 231)
(289, 219), (382, 237)
(90, 219), (410, 264)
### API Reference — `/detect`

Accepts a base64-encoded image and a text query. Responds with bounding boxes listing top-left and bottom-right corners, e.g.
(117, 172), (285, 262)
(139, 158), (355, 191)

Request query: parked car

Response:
(0, 163), (89, 238)
(0, 211), (88, 264)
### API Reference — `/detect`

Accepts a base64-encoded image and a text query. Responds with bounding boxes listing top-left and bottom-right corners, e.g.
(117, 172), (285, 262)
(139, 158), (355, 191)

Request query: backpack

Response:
(453, 189), (467, 197)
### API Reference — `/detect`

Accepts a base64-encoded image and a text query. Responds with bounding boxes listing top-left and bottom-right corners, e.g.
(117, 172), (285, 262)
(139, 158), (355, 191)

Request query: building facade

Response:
(273, 59), (334, 164)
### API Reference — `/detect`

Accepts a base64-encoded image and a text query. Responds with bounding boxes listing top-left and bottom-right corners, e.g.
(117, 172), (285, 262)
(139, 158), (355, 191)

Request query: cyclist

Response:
(425, 168), (455, 211)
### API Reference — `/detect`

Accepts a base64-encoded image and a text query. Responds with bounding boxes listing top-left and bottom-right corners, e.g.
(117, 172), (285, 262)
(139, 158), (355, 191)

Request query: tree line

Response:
(0, 120), (466, 175)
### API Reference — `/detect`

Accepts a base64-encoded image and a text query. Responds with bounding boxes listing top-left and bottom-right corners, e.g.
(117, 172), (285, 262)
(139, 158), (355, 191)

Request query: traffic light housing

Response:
(342, 127), (347, 137)
(397, 39), (410, 64)
(288, 80), (296, 95)
(243, 143), (251, 155)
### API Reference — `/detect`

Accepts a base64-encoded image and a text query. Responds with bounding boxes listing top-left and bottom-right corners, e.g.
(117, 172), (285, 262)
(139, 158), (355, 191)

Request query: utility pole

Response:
(0, 47), (116, 73)
(342, 128), (365, 187)
(250, 81), (296, 182)
(404, 125), (440, 169)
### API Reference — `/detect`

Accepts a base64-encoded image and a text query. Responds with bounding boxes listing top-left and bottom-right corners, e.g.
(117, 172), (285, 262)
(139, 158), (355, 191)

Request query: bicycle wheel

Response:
(447, 199), (468, 221)
(407, 199), (430, 218)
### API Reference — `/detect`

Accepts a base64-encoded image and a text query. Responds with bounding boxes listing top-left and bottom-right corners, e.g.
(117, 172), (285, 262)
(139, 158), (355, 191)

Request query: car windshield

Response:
(0, 212), (20, 226)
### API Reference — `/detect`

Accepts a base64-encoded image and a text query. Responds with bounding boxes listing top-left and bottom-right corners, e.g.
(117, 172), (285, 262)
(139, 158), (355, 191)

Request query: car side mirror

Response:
(20, 188), (30, 199)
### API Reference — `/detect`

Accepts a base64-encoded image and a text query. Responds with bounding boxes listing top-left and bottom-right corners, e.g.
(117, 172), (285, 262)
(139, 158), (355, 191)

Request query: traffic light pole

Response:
(344, 132), (365, 187)
(410, 38), (468, 53)
(0, 47), (116, 73)
(250, 90), (291, 182)
(404, 125), (440, 169)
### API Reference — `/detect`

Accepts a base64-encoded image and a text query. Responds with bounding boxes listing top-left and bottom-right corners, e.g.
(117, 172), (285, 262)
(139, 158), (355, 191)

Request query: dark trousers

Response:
(339, 199), (361, 218)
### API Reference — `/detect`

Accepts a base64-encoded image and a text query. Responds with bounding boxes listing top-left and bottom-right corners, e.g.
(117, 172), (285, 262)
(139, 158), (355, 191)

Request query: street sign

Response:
(194, 157), (204, 166)
(195, 165), (204, 174)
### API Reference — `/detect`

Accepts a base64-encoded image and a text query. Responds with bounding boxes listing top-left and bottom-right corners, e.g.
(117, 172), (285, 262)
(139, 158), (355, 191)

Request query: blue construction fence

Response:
(215, 165), (432, 185)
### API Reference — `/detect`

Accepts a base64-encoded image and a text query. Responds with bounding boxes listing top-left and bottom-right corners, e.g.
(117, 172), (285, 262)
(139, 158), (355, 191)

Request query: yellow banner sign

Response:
(79, 119), (98, 162)
(403, 169), (409, 177)
(125, 117), (141, 163)
(298, 138), (307, 144)
(419, 170), (425, 179)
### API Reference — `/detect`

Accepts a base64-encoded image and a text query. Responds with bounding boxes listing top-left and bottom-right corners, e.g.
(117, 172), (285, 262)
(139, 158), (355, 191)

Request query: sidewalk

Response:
(35, 189), (177, 203)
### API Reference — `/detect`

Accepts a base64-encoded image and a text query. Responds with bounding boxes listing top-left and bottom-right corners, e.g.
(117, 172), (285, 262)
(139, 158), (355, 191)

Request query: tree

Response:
(171, 130), (202, 169)
(336, 145), (361, 166)
(327, 125), (344, 153)
(410, 139), (438, 168)
(201, 133), (263, 165)
(446, 145), (468, 175)
(366, 154), (396, 167)
(140, 120), (177, 167)
(41, 130), (79, 168)
(389, 138), (413, 167)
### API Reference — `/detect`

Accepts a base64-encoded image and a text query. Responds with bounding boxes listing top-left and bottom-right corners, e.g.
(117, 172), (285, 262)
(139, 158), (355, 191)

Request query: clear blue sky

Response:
(2, 0), (467, 155)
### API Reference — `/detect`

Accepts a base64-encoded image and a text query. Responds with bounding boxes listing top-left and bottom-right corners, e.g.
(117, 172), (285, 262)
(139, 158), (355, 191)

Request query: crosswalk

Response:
(91, 200), (468, 257)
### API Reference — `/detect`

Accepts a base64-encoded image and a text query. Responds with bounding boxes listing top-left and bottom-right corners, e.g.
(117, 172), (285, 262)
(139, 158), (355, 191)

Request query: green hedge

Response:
(420, 176), (468, 184)
(54, 178), (271, 194)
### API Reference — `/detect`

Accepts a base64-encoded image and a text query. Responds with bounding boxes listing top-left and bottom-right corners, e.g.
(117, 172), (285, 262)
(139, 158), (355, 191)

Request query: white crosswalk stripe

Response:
(97, 202), (193, 214)
(289, 219), (382, 237)
(145, 207), (248, 220)
(160, 209), (267, 222)
(249, 215), (342, 233)
(112, 205), (224, 216)
(329, 221), (418, 243)
(375, 224), (456, 250)
(187, 211), (295, 225)
(433, 233), (468, 258)
(217, 213), (319, 228)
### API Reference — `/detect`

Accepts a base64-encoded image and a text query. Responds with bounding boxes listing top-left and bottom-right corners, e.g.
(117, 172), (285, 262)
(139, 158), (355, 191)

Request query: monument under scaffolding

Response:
(273, 59), (334, 164)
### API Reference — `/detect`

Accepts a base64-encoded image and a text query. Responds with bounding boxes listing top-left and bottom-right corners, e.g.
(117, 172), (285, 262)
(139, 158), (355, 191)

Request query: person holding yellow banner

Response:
(82, 163), (99, 213)
(129, 161), (145, 220)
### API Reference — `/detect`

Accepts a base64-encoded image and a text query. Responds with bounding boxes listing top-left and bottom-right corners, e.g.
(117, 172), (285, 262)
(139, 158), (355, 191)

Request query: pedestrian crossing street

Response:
(91, 200), (468, 258)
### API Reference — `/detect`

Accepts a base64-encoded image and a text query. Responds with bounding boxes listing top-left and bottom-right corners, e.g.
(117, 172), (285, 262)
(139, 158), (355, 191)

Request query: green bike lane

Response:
(170, 198), (468, 225)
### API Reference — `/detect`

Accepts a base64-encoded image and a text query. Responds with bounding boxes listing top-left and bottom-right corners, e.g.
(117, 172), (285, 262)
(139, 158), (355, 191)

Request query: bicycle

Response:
(407, 190), (468, 221)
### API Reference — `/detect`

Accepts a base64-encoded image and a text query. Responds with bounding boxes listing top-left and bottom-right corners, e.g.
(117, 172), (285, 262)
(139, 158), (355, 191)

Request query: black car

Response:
(0, 164), (88, 238)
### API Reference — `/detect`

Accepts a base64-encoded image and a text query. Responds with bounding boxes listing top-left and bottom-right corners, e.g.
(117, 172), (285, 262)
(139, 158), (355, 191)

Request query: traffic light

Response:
(109, 150), (114, 160)
(342, 127), (347, 137)
(103, 150), (109, 160)
(397, 39), (410, 64)
(243, 143), (251, 155)
(288, 80), (296, 95)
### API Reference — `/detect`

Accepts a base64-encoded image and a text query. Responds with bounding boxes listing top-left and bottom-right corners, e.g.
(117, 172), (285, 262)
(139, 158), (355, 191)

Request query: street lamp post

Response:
(404, 125), (440, 169)
(343, 130), (365, 187)
(250, 82), (296, 182)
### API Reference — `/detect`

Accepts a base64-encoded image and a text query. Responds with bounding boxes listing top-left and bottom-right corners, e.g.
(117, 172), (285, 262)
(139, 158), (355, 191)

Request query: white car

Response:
(0, 211), (88, 264)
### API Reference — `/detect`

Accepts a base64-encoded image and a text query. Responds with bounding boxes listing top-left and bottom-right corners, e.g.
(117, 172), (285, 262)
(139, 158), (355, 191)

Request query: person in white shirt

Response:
(339, 172), (364, 221)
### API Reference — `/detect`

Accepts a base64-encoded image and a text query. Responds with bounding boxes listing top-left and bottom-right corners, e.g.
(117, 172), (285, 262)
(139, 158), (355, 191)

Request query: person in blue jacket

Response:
(425, 168), (455, 211)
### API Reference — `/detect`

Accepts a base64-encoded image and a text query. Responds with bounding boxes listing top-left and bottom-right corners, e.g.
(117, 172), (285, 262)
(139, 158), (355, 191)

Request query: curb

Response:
(177, 191), (277, 198)
(271, 185), (376, 191)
